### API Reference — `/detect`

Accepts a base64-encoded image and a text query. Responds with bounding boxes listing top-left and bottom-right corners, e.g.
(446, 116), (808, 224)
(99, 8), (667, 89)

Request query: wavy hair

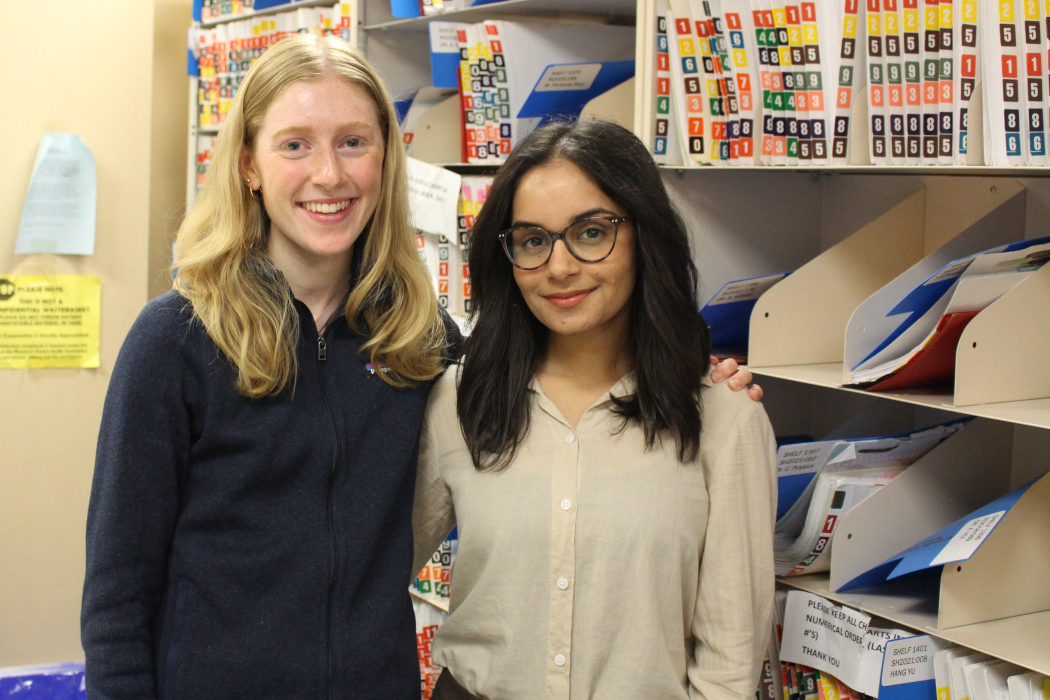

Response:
(173, 34), (447, 397)
(459, 119), (711, 470)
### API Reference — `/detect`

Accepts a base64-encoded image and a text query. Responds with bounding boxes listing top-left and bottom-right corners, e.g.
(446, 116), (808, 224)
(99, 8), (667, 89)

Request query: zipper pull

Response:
(317, 336), (327, 361)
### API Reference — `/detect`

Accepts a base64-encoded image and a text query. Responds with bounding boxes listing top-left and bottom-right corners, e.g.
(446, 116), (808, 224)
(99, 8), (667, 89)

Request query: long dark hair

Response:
(458, 119), (711, 470)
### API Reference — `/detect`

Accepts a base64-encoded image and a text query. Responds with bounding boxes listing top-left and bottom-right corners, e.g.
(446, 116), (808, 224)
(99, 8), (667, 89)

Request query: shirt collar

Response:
(529, 371), (637, 427)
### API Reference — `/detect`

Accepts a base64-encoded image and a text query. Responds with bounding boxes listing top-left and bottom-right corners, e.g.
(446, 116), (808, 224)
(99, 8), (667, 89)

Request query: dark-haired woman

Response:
(413, 119), (776, 700)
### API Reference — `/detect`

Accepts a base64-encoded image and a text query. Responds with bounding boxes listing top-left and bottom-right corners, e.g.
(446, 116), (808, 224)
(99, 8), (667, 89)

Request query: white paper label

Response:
(406, 157), (461, 239)
(535, 63), (603, 92)
(707, 274), (785, 305)
(776, 442), (839, 477)
(930, 511), (1005, 566)
(880, 636), (947, 687)
(429, 22), (463, 53)
(780, 591), (909, 697)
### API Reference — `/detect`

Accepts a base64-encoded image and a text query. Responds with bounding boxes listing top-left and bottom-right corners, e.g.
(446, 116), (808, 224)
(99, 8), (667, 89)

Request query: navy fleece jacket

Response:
(82, 290), (461, 700)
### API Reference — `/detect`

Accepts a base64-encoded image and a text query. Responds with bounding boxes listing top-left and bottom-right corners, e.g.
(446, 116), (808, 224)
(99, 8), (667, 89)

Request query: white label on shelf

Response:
(707, 274), (786, 305)
(929, 511), (1006, 566)
(879, 635), (947, 687)
(534, 63), (603, 92)
(429, 22), (463, 54)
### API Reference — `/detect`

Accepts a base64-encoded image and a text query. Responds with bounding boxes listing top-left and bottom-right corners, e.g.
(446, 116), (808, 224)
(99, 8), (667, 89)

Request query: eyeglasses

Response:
(498, 216), (629, 270)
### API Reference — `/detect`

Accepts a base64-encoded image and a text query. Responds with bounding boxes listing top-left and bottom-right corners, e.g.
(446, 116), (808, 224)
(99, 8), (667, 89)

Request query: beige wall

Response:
(0, 0), (190, 665)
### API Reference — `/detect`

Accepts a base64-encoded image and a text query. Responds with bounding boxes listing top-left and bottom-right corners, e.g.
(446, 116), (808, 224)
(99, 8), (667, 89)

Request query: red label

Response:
(822, 515), (838, 534)
(1002, 54), (1018, 78)
(1027, 53), (1042, 76)
(961, 54), (976, 77)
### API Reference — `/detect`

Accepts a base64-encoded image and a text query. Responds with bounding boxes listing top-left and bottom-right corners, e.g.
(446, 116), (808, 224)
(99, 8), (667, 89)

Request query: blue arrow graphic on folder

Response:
(837, 477), (1037, 592)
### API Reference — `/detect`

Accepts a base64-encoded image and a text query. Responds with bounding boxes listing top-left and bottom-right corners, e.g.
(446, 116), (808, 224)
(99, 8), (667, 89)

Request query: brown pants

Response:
(431, 668), (485, 700)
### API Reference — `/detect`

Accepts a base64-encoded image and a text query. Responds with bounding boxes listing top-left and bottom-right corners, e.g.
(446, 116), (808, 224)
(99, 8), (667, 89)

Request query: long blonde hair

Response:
(174, 34), (447, 397)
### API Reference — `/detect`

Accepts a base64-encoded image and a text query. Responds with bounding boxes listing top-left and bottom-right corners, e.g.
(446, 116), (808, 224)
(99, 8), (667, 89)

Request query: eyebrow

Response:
(511, 208), (618, 229)
(269, 121), (377, 141)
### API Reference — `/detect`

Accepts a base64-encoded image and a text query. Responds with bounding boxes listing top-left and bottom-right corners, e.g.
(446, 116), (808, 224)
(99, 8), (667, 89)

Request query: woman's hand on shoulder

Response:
(709, 357), (763, 401)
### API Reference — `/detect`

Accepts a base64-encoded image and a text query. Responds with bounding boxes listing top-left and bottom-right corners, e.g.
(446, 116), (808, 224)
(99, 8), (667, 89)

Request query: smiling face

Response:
(240, 73), (385, 276)
(510, 158), (636, 344)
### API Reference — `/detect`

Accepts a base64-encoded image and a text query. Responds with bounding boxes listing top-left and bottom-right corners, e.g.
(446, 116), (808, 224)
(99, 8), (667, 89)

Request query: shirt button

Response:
(554, 653), (566, 667)
(560, 498), (571, 511)
(565, 433), (575, 444)
(557, 577), (569, 590)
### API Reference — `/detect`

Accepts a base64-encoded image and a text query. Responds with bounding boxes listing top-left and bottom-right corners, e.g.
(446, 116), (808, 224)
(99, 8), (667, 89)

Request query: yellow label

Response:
(964, 0), (978, 21)
(779, 46), (793, 65)
(679, 38), (696, 56)
(925, 6), (939, 28)
(788, 26), (802, 45)
(940, 5), (953, 24)
(1024, 0), (1039, 19)
(938, 687), (950, 700)
(843, 16), (858, 37)
(0, 276), (101, 369)
(773, 8), (787, 26)
(999, 0), (1016, 22)
(885, 12), (899, 33)
(904, 9), (919, 29)
(707, 78), (720, 94)
(1042, 678), (1049, 700)
(733, 48), (749, 67)
(869, 14), (882, 35)
(804, 24), (819, 43)
(699, 40), (713, 56)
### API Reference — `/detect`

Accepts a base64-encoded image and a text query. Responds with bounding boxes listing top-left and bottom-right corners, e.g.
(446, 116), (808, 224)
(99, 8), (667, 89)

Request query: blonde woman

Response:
(81, 35), (453, 700)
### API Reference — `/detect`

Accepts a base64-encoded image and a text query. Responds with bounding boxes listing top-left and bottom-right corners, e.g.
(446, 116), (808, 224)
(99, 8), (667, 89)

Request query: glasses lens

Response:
(566, 218), (617, 261)
(508, 226), (552, 267)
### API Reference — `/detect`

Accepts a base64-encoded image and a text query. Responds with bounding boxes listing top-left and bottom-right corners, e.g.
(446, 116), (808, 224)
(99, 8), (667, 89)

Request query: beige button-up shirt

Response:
(413, 367), (777, 700)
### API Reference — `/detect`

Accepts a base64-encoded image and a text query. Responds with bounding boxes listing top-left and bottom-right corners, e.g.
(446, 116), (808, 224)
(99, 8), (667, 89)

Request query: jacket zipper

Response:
(317, 332), (338, 700)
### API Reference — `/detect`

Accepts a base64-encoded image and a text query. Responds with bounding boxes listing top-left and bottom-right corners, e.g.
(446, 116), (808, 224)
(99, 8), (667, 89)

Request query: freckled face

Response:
(240, 74), (385, 271)
(510, 159), (636, 343)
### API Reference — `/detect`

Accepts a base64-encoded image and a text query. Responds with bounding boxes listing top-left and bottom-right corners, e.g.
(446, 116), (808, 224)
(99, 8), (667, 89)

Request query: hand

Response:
(709, 357), (763, 402)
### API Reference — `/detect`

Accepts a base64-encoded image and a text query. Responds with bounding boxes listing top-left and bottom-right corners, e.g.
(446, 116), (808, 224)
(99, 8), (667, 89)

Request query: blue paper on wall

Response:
(517, 61), (635, 124)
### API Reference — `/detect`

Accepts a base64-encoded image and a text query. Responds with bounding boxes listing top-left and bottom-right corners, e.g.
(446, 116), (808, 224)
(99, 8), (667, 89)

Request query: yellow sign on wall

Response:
(0, 275), (101, 368)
